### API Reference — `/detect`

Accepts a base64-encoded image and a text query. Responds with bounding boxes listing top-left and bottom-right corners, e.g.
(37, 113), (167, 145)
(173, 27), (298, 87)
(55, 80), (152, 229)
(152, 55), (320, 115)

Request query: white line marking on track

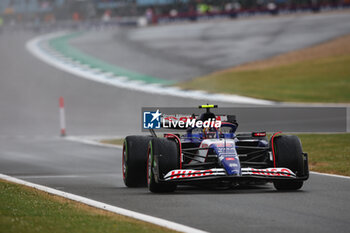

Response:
(0, 173), (208, 233)
(16, 175), (91, 179)
(65, 136), (123, 149)
(26, 31), (274, 105)
(15, 173), (119, 179)
(310, 171), (350, 180)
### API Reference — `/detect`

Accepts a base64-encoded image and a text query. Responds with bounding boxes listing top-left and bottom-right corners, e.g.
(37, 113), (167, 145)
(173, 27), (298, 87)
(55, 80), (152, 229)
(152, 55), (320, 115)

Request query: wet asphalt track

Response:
(72, 12), (350, 81)
(1, 12), (350, 233)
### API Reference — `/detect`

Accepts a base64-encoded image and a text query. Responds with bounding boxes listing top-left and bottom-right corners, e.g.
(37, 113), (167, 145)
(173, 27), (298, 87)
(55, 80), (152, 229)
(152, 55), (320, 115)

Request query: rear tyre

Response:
(271, 135), (305, 191)
(123, 136), (151, 187)
(148, 138), (179, 193)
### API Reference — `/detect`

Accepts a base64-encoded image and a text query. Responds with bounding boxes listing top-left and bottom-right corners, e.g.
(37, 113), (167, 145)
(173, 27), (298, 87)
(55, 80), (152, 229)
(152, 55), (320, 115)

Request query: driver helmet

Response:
(203, 127), (217, 139)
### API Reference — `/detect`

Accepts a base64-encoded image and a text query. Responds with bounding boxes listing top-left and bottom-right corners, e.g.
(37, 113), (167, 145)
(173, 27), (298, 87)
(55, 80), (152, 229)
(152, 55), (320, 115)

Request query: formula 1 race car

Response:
(122, 105), (309, 193)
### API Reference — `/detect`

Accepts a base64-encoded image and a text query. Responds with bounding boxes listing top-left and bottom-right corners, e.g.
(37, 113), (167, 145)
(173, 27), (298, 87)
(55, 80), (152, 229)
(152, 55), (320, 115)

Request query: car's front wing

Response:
(163, 167), (307, 183)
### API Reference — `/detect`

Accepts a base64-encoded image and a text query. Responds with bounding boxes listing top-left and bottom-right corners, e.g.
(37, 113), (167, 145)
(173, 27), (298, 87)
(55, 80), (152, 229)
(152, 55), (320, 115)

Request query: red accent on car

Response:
(281, 168), (292, 177)
(249, 168), (292, 177)
(271, 132), (282, 167)
(169, 169), (214, 179)
(253, 132), (266, 137)
(225, 157), (235, 161)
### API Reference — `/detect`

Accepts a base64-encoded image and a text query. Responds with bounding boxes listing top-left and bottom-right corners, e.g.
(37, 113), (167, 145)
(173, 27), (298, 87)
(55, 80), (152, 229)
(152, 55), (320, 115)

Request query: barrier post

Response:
(59, 97), (66, 137)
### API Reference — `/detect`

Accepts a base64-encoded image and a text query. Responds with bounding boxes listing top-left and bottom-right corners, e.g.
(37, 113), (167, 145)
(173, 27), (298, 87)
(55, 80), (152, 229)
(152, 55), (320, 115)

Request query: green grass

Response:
(101, 138), (125, 146)
(296, 133), (350, 176)
(0, 180), (177, 233)
(105, 134), (350, 176)
(178, 55), (350, 103)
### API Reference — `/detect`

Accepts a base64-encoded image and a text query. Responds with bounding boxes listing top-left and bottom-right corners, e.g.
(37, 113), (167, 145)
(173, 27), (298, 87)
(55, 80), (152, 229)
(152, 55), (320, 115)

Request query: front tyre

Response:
(271, 135), (306, 191)
(148, 138), (179, 193)
(273, 180), (303, 190)
(123, 136), (151, 187)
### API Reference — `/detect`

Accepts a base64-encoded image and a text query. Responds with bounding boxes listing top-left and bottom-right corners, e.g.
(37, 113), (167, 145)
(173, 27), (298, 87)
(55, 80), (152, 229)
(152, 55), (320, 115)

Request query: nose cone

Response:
(220, 155), (241, 176)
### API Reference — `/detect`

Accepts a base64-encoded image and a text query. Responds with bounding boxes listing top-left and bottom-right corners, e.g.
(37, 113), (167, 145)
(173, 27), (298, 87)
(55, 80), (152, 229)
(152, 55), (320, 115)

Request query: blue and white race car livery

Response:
(122, 105), (309, 193)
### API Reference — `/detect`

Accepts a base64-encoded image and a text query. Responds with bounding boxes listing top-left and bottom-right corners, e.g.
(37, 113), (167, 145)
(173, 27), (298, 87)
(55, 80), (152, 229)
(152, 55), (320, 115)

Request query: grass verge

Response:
(178, 35), (350, 103)
(101, 138), (125, 146)
(296, 133), (350, 176)
(105, 134), (350, 176)
(0, 180), (177, 233)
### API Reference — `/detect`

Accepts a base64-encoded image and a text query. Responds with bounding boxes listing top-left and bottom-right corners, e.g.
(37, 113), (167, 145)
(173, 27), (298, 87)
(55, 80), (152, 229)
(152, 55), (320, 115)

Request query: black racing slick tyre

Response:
(122, 136), (151, 187)
(147, 138), (179, 193)
(271, 135), (305, 191)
